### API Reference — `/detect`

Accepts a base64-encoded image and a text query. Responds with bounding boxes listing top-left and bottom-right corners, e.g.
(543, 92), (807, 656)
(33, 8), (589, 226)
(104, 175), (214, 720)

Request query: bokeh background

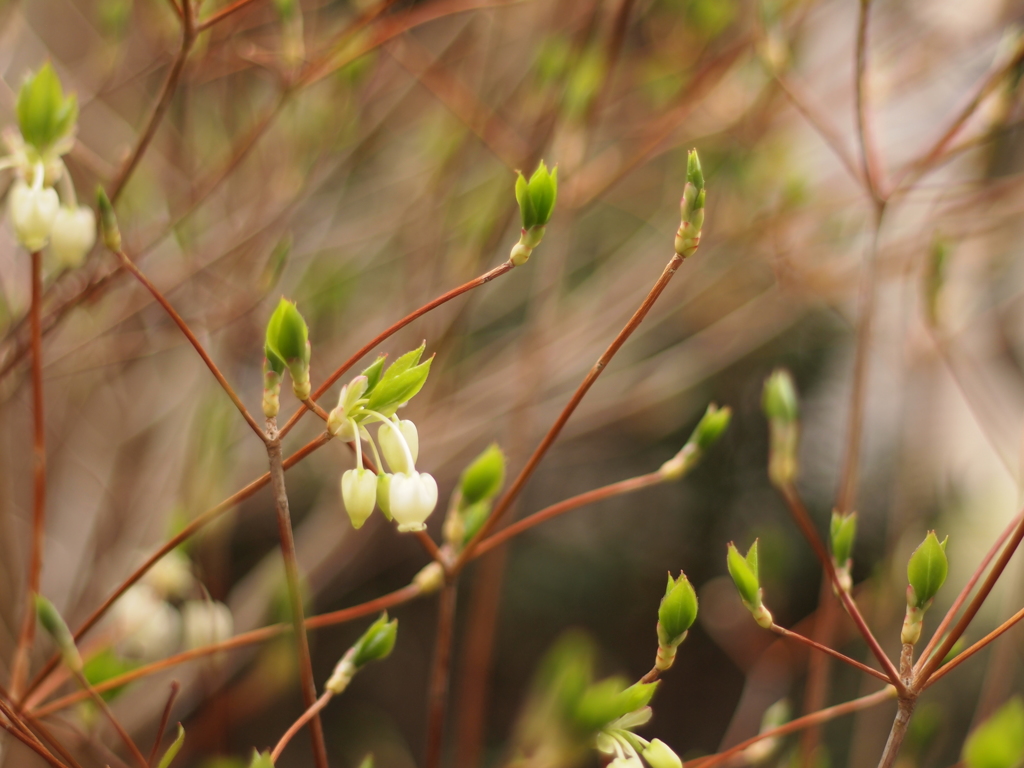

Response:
(2, 0), (1024, 766)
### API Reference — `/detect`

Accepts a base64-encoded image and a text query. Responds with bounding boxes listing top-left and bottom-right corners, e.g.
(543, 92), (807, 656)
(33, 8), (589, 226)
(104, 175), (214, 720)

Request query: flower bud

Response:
(413, 561), (445, 595)
(378, 419), (419, 474)
(142, 549), (194, 600)
(660, 403), (731, 480)
(727, 540), (772, 628)
(830, 511), (857, 592)
(248, 750), (275, 768)
(181, 600), (233, 650)
(510, 161), (557, 265)
(351, 612), (398, 668)
(328, 376), (368, 438)
(265, 297), (311, 400)
(96, 186), (122, 253)
(643, 740), (683, 768)
(49, 205), (96, 268)
(342, 468), (378, 529)
(8, 178), (59, 251)
(460, 443), (506, 505)
(35, 594), (82, 671)
(389, 471), (438, 532)
(16, 63), (78, 154)
(907, 531), (948, 609)
(658, 571), (698, 647)
(674, 149), (705, 258)
(762, 369), (799, 487)
(110, 584), (181, 661)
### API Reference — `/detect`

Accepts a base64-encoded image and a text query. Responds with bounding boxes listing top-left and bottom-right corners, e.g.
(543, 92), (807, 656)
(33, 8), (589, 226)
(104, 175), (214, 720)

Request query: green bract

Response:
(762, 369), (798, 423)
(17, 63), (78, 154)
(248, 750), (275, 768)
(658, 571), (698, 644)
(907, 531), (948, 608)
(515, 161), (558, 230)
(351, 612), (398, 668)
(35, 594), (81, 670)
(963, 697), (1024, 768)
(155, 725), (185, 768)
(365, 344), (433, 417)
(460, 443), (506, 505)
(686, 148), (705, 193)
(265, 297), (309, 365)
(830, 511), (857, 565)
(572, 678), (658, 733)
(690, 403), (731, 452)
(727, 541), (761, 607)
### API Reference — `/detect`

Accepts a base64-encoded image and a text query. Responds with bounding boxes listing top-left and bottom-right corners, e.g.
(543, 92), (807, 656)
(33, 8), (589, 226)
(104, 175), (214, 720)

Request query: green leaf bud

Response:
(351, 612), (398, 668)
(963, 697), (1024, 768)
(727, 541), (772, 627)
(762, 369), (798, 423)
(365, 346), (432, 417)
(35, 594), (82, 671)
(675, 149), (706, 258)
(907, 531), (948, 609)
(573, 678), (658, 732)
(96, 186), (121, 253)
(643, 740), (683, 768)
(658, 571), (698, 647)
(17, 63), (78, 154)
(460, 443), (506, 505)
(155, 724), (185, 768)
(660, 403), (731, 480)
(247, 750), (275, 768)
(830, 511), (857, 567)
(266, 298), (309, 364)
(511, 162), (558, 264)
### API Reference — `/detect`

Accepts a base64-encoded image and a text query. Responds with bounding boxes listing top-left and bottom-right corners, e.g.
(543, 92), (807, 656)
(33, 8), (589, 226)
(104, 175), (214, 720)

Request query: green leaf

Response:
(686, 149), (704, 192)
(247, 750), (275, 768)
(689, 403), (731, 452)
(382, 343), (425, 380)
(460, 500), (492, 544)
(460, 444), (506, 505)
(366, 357), (432, 416)
(659, 572), (698, 643)
(727, 541), (760, 606)
(83, 649), (139, 702)
(573, 678), (658, 732)
(156, 724), (186, 768)
(17, 63), (77, 152)
(265, 298), (309, 363)
(351, 613), (398, 667)
(963, 698), (1024, 768)
(515, 172), (536, 229)
(908, 531), (949, 608)
(361, 355), (387, 393)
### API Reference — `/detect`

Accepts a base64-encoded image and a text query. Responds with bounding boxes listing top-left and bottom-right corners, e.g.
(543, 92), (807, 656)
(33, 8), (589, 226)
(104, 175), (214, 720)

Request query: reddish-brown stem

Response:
(456, 250), (692, 574)
(71, 668), (149, 768)
(13, 708), (86, 768)
(470, 471), (664, 558)
(924, 604), (1024, 688)
(109, 0), (195, 202)
(768, 624), (891, 683)
(265, 421), (329, 768)
(916, 509), (1024, 685)
(425, 582), (458, 768)
(271, 691), (333, 762)
(0, 697), (71, 768)
(688, 687), (896, 768)
(148, 682), (180, 766)
(0, 718), (68, 768)
(117, 250), (266, 440)
(22, 433), (331, 704)
(32, 584), (422, 718)
(196, 0), (262, 30)
(780, 485), (905, 693)
(416, 531), (446, 564)
(11, 251), (47, 699)
(915, 509), (1024, 673)
(279, 260), (515, 439)
(853, 0), (886, 202)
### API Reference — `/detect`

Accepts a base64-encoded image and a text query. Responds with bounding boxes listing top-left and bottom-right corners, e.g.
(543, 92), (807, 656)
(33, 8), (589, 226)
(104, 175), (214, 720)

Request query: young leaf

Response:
(658, 572), (698, 644)
(460, 444), (506, 505)
(963, 698), (1024, 768)
(907, 531), (949, 608)
(727, 542), (760, 606)
(156, 724), (186, 768)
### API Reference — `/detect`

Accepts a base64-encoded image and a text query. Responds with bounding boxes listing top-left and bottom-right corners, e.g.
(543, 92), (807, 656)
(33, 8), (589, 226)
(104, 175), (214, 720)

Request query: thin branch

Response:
(116, 250), (266, 440)
(924, 604), (1024, 688)
(0, 718), (68, 768)
(264, 421), (330, 768)
(11, 251), (48, 699)
(456, 248), (695, 574)
(853, 0), (886, 201)
(70, 668), (149, 768)
(424, 582), (458, 768)
(196, 0), (263, 31)
(687, 687), (897, 768)
(271, 691), (333, 762)
(780, 485), (905, 692)
(768, 624), (892, 683)
(279, 260), (515, 439)
(148, 682), (180, 766)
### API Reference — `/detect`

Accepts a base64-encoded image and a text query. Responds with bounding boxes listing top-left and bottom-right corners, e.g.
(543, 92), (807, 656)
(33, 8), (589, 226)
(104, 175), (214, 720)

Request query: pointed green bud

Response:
(573, 678), (658, 732)
(963, 697), (1024, 768)
(365, 345), (432, 417)
(907, 531), (948, 609)
(658, 571), (698, 647)
(762, 369), (798, 423)
(727, 541), (772, 627)
(660, 403), (731, 480)
(265, 298), (311, 401)
(35, 594), (82, 671)
(95, 186), (121, 253)
(155, 724), (185, 768)
(511, 162), (558, 265)
(460, 444), (506, 506)
(675, 149), (706, 258)
(247, 750), (275, 768)
(351, 612), (398, 668)
(17, 63), (78, 154)
(830, 511), (857, 567)
(643, 740), (683, 768)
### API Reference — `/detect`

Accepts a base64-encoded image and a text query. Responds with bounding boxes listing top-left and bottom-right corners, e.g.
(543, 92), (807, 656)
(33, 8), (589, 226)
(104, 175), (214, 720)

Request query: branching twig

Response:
(271, 691), (333, 762)
(768, 624), (891, 683)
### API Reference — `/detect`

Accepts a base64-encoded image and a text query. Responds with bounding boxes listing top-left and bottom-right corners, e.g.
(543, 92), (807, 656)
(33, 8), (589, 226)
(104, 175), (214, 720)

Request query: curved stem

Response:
(272, 691), (334, 762)
(768, 624), (891, 683)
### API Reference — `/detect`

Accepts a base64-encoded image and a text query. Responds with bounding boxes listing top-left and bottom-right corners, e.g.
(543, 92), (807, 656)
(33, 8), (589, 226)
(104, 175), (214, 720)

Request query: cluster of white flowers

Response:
(108, 551), (233, 662)
(3, 64), (95, 268)
(596, 710), (682, 768)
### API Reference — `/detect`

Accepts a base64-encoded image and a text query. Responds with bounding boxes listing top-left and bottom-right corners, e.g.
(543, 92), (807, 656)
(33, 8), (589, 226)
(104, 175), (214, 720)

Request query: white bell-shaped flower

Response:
(378, 419), (419, 474)
(142, 549), (194, 600)
(110, 584), (181, 661)
(642, 740), (682, 768)
(8, 178), (58, 251)
(341, 467), (378, 529)
(388, 471), (437, 532)
(181, 600), (234, 650)
(49, 204), (96, 268)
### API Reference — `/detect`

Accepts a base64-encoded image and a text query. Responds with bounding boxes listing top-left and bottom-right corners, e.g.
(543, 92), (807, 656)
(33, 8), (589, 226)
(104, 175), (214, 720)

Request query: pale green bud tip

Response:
(96, 186), (121, 252)
(515, 161), (558, 231)
(686, 149), (704, 193)
(265, 297), (310, 365)
(907, 531), (948, 609)
(762, 368), (798, 423)
(830, 511), (857, 566)
(727, 541), (761, 608)
(351, 612), (398, 668)
(460, 444), (506, 505)
(35, 594), (82, 670)
(17, 62), (78, 153)
(691, 403), (731, 452)
(659, 571), (698, 644)
(247, 750), (275, 768)
(644, 740), (683, 768)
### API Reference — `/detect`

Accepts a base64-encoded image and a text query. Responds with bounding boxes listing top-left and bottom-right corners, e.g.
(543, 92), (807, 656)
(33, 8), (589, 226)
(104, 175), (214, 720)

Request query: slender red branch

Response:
(11, 251), (48, 699)
(769, 624), (891, 683)
(148, 682), (180, 766)
(0, 718), (68, 768)
(70, 668), (149, 768)
(271, 691), (333, 762)
(924, 604), (1024, 688)
(425, 582), (458, 768)
(456, 249), (693, 574)
(279, 261), (514, 439)
(116, 250), (266, 439)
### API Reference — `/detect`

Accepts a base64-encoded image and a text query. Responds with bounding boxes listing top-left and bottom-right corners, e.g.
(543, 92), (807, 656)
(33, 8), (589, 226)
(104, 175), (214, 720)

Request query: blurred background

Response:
(2, 0), (1024, 766)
